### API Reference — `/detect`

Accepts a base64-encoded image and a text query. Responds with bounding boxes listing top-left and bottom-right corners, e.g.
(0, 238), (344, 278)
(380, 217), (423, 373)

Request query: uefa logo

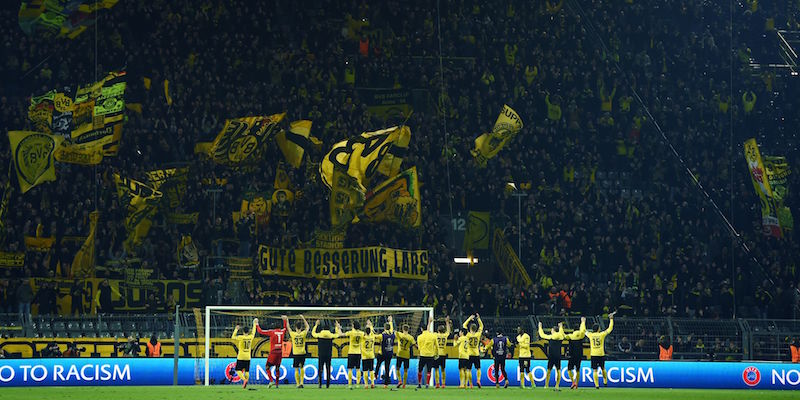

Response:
(486, 365), (506, 384)
(225, 362), (241, 383)
(742, 366), (761, 386)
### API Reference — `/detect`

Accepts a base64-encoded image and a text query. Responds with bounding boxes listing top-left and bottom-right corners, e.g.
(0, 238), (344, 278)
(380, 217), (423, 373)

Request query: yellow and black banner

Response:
(72, 211), (99, 278)
(258, 245), (429, 280)
(463, 211), (491, 251)
(113, 173), (163, 252)
(19, 0), (118, 39)
(329, 167), (365, 227)
(362, 166), (421, 228)
(312, 228), (346, 249)
(357, 88), (412, 121)
(145, 167), (188, 209)
(8, 130), (63, 193)
(0, 252), (25, 267)
(763, 155), (793, 231)
(320, 125), (411, 191)
(54, 143), (103, 165)
(744, 138), (782, 237)
(471, 104), (524, 167)
(201, 114), (285, 166)
(276, 120), (321, 168)
(492, 228), (533, 288)
(166, 212), (199, 225)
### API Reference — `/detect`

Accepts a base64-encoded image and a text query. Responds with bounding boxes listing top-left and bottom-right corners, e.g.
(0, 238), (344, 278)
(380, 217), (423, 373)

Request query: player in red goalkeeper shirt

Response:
(256, 315), (288, 388)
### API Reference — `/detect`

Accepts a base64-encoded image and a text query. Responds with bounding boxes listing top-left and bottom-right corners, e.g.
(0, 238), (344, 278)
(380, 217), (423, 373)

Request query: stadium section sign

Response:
(258, 245), (429, 280)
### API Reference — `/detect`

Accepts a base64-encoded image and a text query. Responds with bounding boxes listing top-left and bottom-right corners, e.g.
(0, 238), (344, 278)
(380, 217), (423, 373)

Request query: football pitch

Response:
(1, 386), (797, 400)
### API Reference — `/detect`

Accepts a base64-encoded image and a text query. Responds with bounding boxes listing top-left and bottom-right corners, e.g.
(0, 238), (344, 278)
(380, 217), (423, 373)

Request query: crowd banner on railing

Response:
(31, 278), (202, 313)
(492, 229), (533, 288)
(258, 245), (429, 280)
(0, 359), (799, 388)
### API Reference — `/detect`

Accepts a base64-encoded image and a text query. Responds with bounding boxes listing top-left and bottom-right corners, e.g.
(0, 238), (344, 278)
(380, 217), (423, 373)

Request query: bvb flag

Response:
(177, 234), (199, 267)
(114, 174), (163, 252)
(199, 114), (285, 167)
(329, 167), (365, 227)
(362, 167), (421, 228)
(463, 211), (491, 251)
(276, 120), (322, 168)
(763, 155), (793, 231)
(471, 104), (524, 167)
(320, 125), (411, 192)
(72, 211), (99, 278)
(743, 138), (782, 237)
(8, 131), (64, 193)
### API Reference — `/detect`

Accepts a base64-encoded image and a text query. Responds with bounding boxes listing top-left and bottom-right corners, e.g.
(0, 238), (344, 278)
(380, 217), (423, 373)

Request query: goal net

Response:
(202, 306), (434, 386)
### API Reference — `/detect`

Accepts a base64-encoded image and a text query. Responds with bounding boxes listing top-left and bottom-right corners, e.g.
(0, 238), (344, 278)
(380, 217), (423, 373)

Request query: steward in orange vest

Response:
(790, 338), (800, 363)
(146, 334), (162, 357)
(658, 336), (673, 360)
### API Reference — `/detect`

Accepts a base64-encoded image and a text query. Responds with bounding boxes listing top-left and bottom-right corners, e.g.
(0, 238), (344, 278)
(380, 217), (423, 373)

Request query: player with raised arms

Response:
(538, 321), (566, 391)
(585, 311), (616, 389)
(287, 314), (310, 388)
(395, 323), (416, 388)
(416, 317), (437, 389)
(375, 316), (394, 388)
(312, 319), (342, 388)
(256, 315), (288, 388)
(515, 326), (534, 388)
(566, 317), (587, 389)
(344, 320), (365, 389)
(462, 313), (484, 388)
(484, 328), (511, 388)
(433, 317), (451, 388)
(232, 318), (258, 389)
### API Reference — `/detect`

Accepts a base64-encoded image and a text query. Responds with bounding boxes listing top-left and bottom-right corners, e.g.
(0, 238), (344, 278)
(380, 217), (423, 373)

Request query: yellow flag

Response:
(142, 77), (151, 90)
(744, 138), (782, 237)
(463, 211), (491, 250)
(73, 211), (100, 278)
(177, 234), (199, 267)
(126, 103), (143, 114)
(114, 174), (163, 252)
(362, 167), (421, 227)
(276, 120), (320, 168)
(8, 131), (64, 193)
(320, 125), (411, 191)
(54, 143), (104, 165)
(205, 114), (285, 166)
(471, 104), (524, 167)
(330, 168), (365, 227)
(163, 79), (173, 105)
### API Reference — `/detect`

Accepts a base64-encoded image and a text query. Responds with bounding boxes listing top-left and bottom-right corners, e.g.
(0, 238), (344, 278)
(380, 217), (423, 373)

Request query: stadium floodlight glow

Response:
(203, 305), (434, 386)
(453, 257), (479, 264)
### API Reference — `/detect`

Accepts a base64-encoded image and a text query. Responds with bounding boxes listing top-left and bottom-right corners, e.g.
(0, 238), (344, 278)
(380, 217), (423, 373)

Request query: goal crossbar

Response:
(203, 305), (434, 386)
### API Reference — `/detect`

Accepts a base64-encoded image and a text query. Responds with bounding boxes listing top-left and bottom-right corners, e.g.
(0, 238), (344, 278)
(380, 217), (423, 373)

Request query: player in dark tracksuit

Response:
(485, 330), (511, 388)
(312, 320), (342, 388)
(538, 321), (566, 390)
(375, 317), (395, 388)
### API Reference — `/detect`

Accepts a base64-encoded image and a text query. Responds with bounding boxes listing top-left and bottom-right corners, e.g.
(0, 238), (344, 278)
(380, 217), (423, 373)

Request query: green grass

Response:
(1, 386), (798, 400)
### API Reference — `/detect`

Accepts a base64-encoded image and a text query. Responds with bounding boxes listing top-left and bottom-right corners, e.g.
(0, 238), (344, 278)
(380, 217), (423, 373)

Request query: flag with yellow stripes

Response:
(201, 114), (285, 167)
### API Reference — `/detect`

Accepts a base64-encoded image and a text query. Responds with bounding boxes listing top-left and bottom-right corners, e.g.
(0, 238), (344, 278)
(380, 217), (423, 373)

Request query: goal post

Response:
(203, 305), (435, 386)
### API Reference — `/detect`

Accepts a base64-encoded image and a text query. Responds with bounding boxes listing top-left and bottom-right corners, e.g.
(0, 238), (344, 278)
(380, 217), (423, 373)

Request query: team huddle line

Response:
(231, 312), (616, 390)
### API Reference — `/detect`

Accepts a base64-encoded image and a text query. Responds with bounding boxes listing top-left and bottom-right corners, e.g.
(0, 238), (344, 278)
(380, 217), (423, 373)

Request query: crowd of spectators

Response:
(0, 0), (798, 322)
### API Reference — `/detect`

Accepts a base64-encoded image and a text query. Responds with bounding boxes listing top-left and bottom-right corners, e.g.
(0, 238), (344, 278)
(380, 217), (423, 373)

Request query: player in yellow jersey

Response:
(344, 320), (365, 388)
(361, 320), (381, 389)
(462, 313), (484, 388)
(433, 317), (451, 388)
(566, 317), (587, 389)
(416, 318), (437, 389)
(515, 326), (534, 388)
(585, 312), (615, 389)
(288, 315), (310, 388)
(395, 323), (416, 388)
(455, 330), (472, 388)
(538, 321), (566, 390)
(232, 318), (258, 389)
